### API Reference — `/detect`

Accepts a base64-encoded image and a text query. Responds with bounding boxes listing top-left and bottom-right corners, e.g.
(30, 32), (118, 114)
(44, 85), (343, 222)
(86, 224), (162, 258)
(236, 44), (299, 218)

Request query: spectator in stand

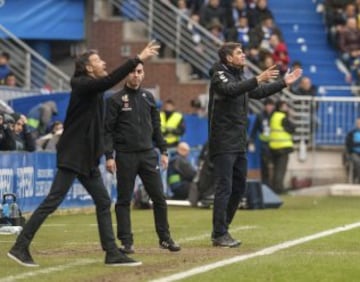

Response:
(207, 18), (225, 41)
(248, 98), (275, 187)
(345, 117), (360, 183)
(167, 142), (197, 200)
(293, 76), (317, 97)
(186, 13), (208, 79)
(224, 0), (248, 30)
(160, 99), (186, 149)
(293, 76), (318, 140)
(338, 17), (360, 69)
(177, 0), (191, 16)
(0, 51), (11, 84)
(188, 0), (206, 15)
(324, 1), (357, 47)
(226, 14), (251, 49)
(27, 101), (58, 138)
(4, 72), (17, 87)
(0, 113), (36, 152)
(258, 51), (275, 70)
(249, 15), (283, 51)
(36, 121), (63, 151)
(247, 0), (274, 29)
(199, 0), (226, 29)
(269, 33), (290, 75)
(289, 61), (304, 92)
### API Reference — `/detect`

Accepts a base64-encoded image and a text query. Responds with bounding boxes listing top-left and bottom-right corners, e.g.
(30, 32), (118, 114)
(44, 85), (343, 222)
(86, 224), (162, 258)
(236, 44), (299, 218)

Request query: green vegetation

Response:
(1, 196), (360, 282)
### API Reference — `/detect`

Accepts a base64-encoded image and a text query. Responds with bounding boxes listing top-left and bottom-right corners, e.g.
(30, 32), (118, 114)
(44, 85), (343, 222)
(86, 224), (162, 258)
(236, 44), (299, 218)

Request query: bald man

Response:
(167, 142), (197, 200)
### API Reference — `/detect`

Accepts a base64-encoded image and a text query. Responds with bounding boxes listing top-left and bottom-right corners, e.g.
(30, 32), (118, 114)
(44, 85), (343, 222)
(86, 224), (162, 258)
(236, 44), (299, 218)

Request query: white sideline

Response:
(2, 222), (360, 282)
(0, 259), (98, 282)
(149, 221), (360, 282)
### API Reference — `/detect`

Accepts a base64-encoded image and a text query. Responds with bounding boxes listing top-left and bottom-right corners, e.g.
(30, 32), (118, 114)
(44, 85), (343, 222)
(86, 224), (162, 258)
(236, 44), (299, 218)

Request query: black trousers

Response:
(271, 151), (289, 193)
(115, 150), (170, 245)
(14, 167), (117, 252)
(212, 152), (247, 238)
(260, 145), (272, 187)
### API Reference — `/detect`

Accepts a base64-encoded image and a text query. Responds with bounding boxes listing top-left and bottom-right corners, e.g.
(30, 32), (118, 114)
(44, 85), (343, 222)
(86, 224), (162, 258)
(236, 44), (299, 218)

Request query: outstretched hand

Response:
(256, 65), (280, 83)
(284, 68), (303, 86)
(138, 40), (161, 61)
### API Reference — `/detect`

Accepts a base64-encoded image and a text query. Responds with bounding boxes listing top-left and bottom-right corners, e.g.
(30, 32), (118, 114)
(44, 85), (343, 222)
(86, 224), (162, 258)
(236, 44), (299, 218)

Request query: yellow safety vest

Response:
(269, 111), (293, 150)
(27, 118), (39, 129)
(160, 111), (183, 145)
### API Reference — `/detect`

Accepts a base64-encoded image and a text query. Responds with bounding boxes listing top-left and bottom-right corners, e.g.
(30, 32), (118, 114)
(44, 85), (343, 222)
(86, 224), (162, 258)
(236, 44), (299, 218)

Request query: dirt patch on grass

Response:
(82, 246), (244, 282)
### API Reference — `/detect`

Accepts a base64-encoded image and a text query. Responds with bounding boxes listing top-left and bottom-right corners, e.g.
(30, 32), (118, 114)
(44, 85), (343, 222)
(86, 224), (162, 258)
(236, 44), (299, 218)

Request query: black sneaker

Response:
(212, 233), (241, 248)
(159, 238), (181, 252)
(8, 246), (39, 267)
(105, 250), (142, 266)
(119, 244), (135, 254)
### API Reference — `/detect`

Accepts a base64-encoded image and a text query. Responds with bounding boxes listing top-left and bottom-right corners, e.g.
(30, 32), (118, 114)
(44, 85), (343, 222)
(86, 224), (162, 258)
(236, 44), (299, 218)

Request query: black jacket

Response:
(104, 85), (167, 158)
(0, 125), (35, 152)
(208, 62), (286, 158)
(56, 57), (142, 176)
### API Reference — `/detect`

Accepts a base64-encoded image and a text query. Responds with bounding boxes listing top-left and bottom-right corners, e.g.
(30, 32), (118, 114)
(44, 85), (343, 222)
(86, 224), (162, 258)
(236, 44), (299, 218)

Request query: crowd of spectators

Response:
(322, 0), (360, 87)
(0, 51), (18, 88)
(164, 0), (291, 80)
(0, 101), (63, 153)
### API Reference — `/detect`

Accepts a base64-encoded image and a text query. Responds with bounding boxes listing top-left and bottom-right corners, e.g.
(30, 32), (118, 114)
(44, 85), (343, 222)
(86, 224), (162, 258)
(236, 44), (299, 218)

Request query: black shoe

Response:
(105, 250), (142, 266)
(119, 244), (135, 254)
(159, 238), (181, 252)
(212, 233), (241, 248)
(7, 245), (39, 267)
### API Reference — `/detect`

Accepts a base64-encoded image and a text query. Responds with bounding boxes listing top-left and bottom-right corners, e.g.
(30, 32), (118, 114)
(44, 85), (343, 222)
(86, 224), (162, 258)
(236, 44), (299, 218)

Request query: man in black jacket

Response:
(209, 42), (302, 247)
(7, 41), (159, 267)
(104, 62), (180, 254)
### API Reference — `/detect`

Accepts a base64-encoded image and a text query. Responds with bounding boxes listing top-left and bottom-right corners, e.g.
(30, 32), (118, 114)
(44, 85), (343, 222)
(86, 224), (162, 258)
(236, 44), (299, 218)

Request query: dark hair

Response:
(276, 100), (287, 111)
(164, 99), (175, 105)
(218, 42), (242, 65)
(1, 51), (10, 61)
(73, 50), (98, 77)
(264, 98), (274, 106)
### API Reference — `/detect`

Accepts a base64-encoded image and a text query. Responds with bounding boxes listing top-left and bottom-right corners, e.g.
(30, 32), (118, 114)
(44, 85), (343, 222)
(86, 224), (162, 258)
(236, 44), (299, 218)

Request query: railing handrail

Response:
(0, 24), (70, 90)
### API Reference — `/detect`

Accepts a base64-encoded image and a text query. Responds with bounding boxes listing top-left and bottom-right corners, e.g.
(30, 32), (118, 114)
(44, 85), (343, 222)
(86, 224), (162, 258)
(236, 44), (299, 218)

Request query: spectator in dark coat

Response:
(0, 113), (35, 152)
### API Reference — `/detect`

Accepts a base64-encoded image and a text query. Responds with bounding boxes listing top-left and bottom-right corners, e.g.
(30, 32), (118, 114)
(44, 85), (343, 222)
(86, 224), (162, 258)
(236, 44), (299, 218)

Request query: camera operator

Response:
(0, 113), (36, 152)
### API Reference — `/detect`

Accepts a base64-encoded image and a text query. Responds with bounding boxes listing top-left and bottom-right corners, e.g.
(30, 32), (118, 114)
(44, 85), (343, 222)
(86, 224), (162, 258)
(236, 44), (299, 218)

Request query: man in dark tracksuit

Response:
(7, 41), (160, 267)
(209, 42), (302, 247)
(104, 62), (180, 254)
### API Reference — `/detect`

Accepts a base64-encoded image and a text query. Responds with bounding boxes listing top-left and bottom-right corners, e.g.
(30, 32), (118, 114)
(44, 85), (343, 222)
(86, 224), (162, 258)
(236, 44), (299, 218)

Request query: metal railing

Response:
(0, 24), (70, 91)
(111, 0), (262, 75)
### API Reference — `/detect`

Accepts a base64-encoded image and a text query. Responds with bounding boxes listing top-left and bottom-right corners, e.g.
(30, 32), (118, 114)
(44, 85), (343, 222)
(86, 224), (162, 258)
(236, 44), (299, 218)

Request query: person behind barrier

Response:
(104, 62), (180, 255)
(249, 98), (275, 187)
(27, 101), (58, 138)
(7, 41), (160, 267)
(269, 100), (296, 194)
(208, 42), (302, 248)
(167, 142), (197, 200)
(160, 99), (185, 149)
(36, 121), (64, 151)
(345, 117), (360, 183)
(0, 113), (36, 152)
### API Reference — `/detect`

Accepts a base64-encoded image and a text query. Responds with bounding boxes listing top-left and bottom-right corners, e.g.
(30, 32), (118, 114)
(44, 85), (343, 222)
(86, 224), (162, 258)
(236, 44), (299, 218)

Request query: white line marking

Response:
(2, 222), (360, 282)
(149, 221), (360, 282)
(177, 226), (257, 243)
(0, 259), (99, 282)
